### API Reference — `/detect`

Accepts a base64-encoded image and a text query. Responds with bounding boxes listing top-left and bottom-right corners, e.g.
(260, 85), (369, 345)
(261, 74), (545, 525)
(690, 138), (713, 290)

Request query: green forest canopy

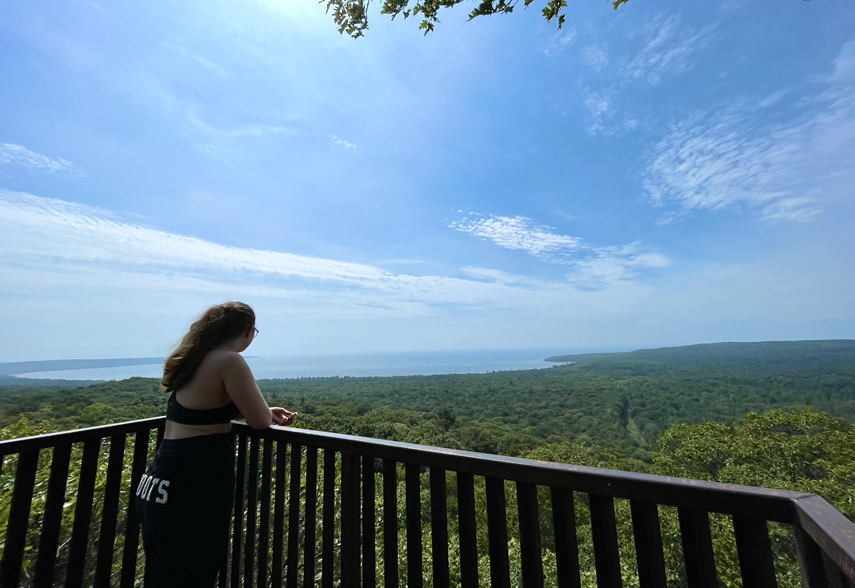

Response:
(3, 339), (855, 586)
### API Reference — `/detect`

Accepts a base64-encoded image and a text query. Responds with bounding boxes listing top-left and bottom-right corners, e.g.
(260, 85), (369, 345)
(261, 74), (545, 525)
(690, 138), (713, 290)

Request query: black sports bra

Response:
(166, 392), (241, 425)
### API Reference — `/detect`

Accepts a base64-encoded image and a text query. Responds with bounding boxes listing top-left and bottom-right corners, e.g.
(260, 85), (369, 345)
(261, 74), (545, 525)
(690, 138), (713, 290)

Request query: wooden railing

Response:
(1, 417), (854, 588)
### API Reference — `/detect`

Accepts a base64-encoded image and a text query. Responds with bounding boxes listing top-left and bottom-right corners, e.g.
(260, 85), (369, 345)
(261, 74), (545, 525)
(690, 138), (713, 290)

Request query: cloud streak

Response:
(162, 42), (225, 75)
(0, 143), (84, 177)
(574, 14), (718, 136)
(450, 214), (582, 259)
(0, 191), (578, 313)
(450, 213), (669, 287)
(622, 16), (715, 85)
(641, 40), (855, 223)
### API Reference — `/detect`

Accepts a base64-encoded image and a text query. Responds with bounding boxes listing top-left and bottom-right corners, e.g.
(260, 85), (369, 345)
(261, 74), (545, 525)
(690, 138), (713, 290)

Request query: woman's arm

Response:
(221, 352), (294, 428)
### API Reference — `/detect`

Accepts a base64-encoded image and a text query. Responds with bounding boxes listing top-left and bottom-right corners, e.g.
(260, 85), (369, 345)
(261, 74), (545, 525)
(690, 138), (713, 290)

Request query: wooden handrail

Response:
(1, 417), (854, 586)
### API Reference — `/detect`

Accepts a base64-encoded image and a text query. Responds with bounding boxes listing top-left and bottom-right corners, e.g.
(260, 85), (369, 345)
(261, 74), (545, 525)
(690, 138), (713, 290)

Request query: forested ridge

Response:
(2, 340), (855, 586)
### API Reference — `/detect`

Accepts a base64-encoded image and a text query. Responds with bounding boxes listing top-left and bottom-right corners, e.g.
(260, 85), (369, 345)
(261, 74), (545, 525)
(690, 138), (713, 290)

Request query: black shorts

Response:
(136, 433), (235, 588)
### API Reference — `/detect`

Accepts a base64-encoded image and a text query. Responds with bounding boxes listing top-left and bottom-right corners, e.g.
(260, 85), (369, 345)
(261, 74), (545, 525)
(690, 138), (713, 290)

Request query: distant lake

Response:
(12, 347), (621, 381)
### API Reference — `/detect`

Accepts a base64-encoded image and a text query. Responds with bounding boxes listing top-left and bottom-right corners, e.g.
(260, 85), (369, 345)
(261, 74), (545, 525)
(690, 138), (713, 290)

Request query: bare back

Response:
(164, 350), (267, 439)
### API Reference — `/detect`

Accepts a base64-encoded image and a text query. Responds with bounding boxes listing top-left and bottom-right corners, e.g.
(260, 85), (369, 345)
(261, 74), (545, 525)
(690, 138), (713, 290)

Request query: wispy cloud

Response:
(450, 214), (583, 259)
(575, 14), (718, 136)
(0, 143), (84, 177)
(162, 42), (225, 75)
(569, 249), (670, 288)
(641, 40), (855, 223)
(542, 27), (577, 57)
(622, 15), (715, 85)
(582, 44), (610, 72)
(187, 112), (297, 138)
(0, 191), (565, 313)
(450, 213), (669, 288)
(582, 90), (617, 135)
(331, 134), (356, 149)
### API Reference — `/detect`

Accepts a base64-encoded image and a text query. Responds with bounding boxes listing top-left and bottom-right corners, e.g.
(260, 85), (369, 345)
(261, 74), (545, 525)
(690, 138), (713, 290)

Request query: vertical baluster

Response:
(232, 434), (248, 588)
(589, 494), (622, 588)
(273, 441), (288, 588)
(406, 463), (423, 588)
(363, 455), (377, 588)
(383, 459), (399, 588)
(245, 437), (260, 587)
(459, 473), (479, 588)
(322, 449), (336, 588)
(156, 423), (165, 450)
(221, 435), (231, 588)
(33, 444), (72, 588)
(353, 454), (362, 585)
(65, 439), (101, 588)
(431, 468), (450, 588)
(342, 453), (355, 588)
(486, 477), (511, 588)
(552, 488), (581, 588)
(287, 444), (303, 588)
(733, 517), (778, 588)
(518, 482), (545, 588)
(822, 552), (853, 588)
(795, 526), (829, 588)
(120, 429), (151, 588)
(258, 438), (273, 588)
(94, 435), (127, 588)
(305, 447), (319, 588)
(677, 508), (718, 588)
(0, 449), (39, 588)
(630, 501), (666, 588)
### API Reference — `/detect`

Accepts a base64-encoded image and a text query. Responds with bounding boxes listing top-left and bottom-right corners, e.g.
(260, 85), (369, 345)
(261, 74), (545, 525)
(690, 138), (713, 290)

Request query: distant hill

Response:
(0, 374), (102, 387)
(0, 357), (165, 376)
(545, 340), (855, 371)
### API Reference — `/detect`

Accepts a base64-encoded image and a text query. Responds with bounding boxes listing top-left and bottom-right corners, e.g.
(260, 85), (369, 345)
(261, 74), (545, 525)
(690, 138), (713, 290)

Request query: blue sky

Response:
(1, 0), (854, 361)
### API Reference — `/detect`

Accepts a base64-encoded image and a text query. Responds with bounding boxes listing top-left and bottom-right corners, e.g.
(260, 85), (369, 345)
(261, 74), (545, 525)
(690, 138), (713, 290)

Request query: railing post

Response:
(486, 477), (511, 588)
(121, 429), (152, 588)
(258, 438), (273, 588)
(459, 473), (479, 588)
(795, 526), (829, 588)
(518, 482), (544, 588)
(304, 447), (319, 588)
(363, 455), (377, 588)
(0, 449), (39, 588)
(406, 463), (423, 588)
(231, 434), (248, 588)
(678, 508), (718, 588)
(272, 440), (288, 588)
(431, 468), (450, 588)
(33, 444), (72, 588)
(341, 452), (361, 588)
(322, 449), (336, 588)
(733, 517), (778, 588)
(65, 439), (101, 588)
(287, 444), (304, 588)
(589, 494), (622, 588)
(245, 436), (260, 588)
(630, 500), (667, 588)
(383, 459), (399, 588)
(94, 434), (126, 588)
(823, 552), (851, 588)
(552, 488), (581, 588)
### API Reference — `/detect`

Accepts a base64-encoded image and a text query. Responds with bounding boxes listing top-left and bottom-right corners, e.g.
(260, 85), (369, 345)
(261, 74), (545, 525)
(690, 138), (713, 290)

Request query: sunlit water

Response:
(11, 347), (615, 381)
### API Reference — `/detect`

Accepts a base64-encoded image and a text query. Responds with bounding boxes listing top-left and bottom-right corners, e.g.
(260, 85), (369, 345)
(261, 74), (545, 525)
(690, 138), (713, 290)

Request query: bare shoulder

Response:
(207, 350), (249, 372)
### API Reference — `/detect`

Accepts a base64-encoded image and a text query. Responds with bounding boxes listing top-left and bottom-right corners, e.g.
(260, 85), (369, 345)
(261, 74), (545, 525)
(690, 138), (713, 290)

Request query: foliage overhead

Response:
(321, 0), (630, 38)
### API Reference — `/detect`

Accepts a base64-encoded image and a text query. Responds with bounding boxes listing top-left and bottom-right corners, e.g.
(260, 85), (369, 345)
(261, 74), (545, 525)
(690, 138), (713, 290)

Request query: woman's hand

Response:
(271, 407), (297, 426)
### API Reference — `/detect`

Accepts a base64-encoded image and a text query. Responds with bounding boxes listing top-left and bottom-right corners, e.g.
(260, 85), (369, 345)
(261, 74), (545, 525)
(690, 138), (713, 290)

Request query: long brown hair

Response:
(161, 301), (256, 394)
